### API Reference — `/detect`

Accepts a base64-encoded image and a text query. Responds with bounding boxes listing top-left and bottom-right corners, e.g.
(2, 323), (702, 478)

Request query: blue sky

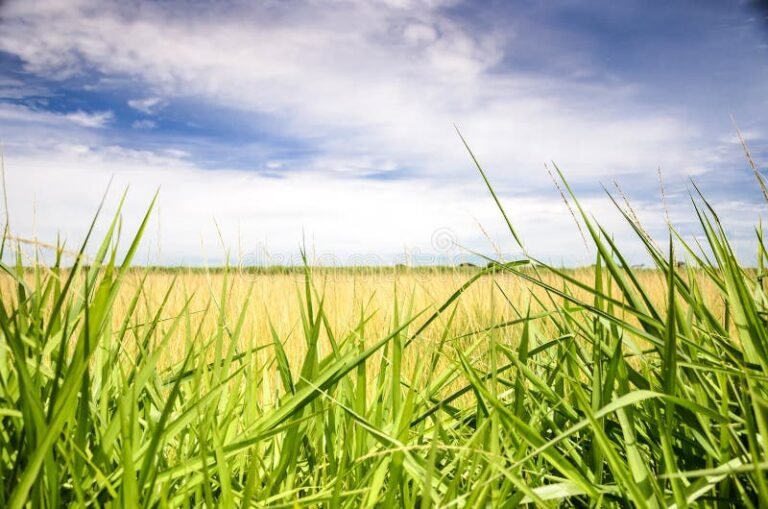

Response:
(1, 0), (767, 265)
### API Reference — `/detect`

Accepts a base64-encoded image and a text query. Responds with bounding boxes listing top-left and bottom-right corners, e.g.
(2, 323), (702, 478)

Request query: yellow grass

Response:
(1, 266), (723, 381)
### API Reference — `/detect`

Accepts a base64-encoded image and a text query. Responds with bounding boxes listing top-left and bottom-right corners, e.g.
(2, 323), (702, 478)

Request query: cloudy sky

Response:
(1, 0), (767, 265)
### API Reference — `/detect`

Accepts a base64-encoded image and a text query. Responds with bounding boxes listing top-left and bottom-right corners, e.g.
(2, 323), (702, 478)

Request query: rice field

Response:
(1, 166), (768, 507)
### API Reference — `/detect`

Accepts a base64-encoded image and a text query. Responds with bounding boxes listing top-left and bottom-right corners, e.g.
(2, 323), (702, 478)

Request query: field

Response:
(1, 170), (768, 507)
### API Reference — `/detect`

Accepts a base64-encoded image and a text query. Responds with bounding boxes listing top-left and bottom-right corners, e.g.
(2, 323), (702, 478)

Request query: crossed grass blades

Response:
(1, 138), (768, 508)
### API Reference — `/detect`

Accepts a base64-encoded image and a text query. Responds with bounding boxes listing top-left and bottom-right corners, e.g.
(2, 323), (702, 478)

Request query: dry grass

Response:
(2, 265), (725, 376)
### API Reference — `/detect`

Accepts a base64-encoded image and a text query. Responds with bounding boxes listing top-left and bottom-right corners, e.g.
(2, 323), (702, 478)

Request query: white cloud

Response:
(0, 78), (49, 99)
(0, 145), (510, 264)
(131, 119), (157, 129)
(127, 97), (164, 114)
(2, 144), (762, 266)
(403, 23), (439, 45)
(0, 0), (708, 184)
(0, 103), (112, 131)
(62, 110), (113, 128)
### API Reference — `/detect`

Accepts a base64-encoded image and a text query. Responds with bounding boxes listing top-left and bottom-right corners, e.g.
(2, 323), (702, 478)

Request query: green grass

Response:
(2, 148), (768, 507)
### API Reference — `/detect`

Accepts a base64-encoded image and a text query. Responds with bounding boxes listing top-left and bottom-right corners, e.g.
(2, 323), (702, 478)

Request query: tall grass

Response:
(1, 150), (767, 507)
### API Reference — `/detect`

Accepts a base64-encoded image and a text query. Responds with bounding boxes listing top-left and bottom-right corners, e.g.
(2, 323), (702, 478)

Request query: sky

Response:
(1, 0), (768, 266)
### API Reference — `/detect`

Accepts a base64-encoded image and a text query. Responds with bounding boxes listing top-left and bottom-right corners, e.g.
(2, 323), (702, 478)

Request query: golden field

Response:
(1, 264), (726, 375)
